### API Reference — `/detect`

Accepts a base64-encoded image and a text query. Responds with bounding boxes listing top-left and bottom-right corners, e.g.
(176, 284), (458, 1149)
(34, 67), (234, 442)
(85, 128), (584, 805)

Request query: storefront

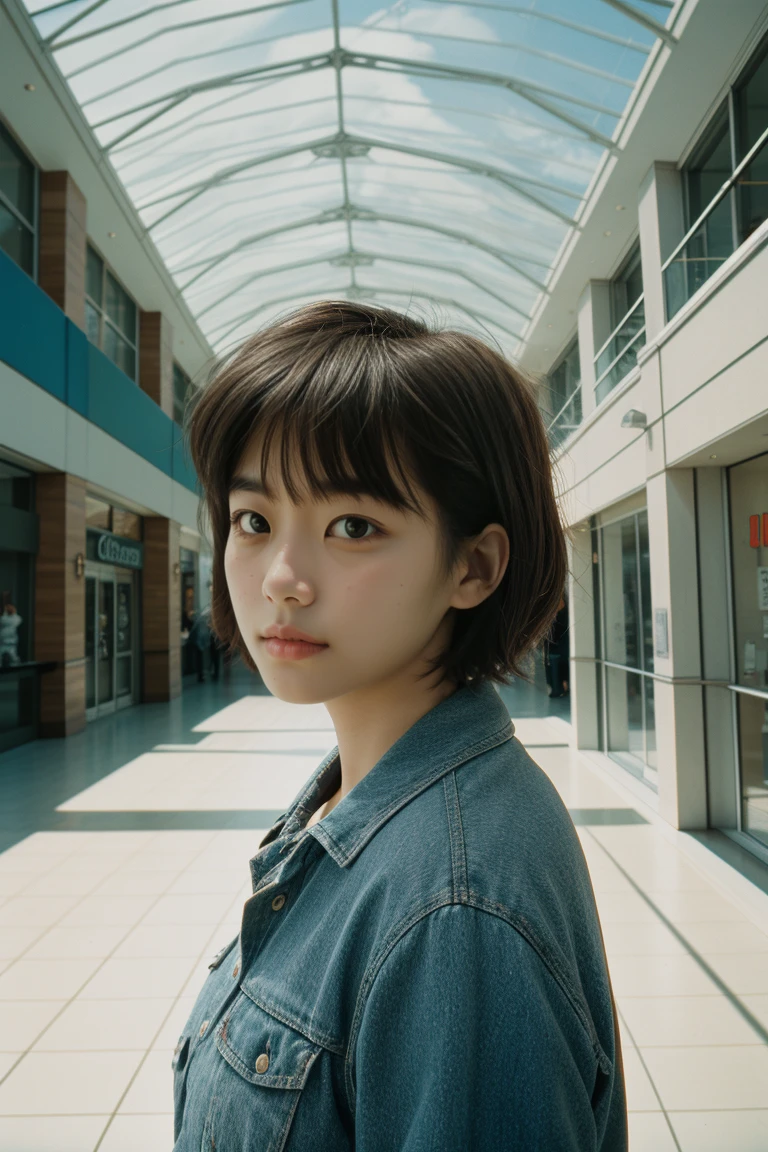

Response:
(728, 450), (768, 853)
(0, 458), (48, 751)
(591, 500), (658, 791)
(84, 495), (142, 720)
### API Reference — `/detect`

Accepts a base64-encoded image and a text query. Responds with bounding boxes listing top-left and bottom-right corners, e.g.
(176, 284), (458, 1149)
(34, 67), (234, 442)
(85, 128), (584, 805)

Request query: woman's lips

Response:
(263, 637), (329, 660)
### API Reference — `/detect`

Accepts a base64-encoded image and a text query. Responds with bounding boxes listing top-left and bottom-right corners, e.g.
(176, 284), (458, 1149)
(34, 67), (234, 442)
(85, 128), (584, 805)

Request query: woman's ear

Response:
(449, 524), (509, 612)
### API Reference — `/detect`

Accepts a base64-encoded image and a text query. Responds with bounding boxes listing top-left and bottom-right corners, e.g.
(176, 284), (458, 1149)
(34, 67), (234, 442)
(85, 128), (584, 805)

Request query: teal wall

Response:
(0, 250), (199, 495)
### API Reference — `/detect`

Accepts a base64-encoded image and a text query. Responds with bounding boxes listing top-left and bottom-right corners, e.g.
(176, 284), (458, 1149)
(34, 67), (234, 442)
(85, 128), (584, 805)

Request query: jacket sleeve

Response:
(353, 903), (623, 1152)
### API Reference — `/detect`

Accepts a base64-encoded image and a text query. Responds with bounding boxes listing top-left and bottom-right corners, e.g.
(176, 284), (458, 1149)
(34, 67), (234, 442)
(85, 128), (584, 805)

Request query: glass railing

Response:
(544, 385), (583, 452)
(663, 123), (768, 320)
(593, 295), (646, 405)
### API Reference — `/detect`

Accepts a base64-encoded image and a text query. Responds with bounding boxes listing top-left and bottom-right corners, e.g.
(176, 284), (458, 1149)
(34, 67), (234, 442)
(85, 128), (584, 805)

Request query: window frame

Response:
(0, 119), (39, 281)
(84, 242), (139, 381)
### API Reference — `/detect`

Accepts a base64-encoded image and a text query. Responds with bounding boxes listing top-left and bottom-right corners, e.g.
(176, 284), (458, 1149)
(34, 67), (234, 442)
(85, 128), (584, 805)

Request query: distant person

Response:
(0, 603), (22, 667)
(187, 608), (211, 683)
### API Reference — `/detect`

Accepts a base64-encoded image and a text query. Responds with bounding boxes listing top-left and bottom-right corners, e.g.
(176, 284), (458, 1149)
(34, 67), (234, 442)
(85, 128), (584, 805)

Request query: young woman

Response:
(172, 301), (627, 1151)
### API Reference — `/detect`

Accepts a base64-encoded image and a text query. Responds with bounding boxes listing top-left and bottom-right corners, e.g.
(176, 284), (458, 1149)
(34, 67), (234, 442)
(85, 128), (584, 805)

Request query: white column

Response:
(695, 467), (738, 827)
(567, 522), (600, 749)
(576, 280), (612, 421)
(647, 469), (707, 828)
(638, 161), (685, 342)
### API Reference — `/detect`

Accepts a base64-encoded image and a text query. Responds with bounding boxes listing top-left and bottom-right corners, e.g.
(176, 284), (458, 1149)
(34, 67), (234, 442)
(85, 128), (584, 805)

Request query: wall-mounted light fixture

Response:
(620, 409), (647, 429)
(173, 562), (181, 580)
(74, 552), (85, 578)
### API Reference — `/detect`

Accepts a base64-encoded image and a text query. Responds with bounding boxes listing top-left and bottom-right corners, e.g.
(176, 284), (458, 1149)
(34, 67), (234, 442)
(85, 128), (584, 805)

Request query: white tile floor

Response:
(1, 698), (768, 1150)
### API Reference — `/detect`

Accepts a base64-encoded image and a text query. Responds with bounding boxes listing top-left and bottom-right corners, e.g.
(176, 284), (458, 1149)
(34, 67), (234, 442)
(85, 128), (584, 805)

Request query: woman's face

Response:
(224, 434), (461, 705)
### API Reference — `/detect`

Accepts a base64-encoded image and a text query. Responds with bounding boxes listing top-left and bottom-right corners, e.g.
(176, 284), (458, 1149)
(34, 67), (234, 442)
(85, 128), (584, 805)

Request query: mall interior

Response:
(1, 0), (768, 1148)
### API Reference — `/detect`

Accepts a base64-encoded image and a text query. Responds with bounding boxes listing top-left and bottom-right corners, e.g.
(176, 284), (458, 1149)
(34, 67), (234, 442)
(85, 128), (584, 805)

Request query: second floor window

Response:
(666, 34), (768, 317)
(173, 362), (192, 426)
(543, 337), (581, 452)
(0, 122), (36, 278)
(594, 241), (646, 405)
(85, 244), (137, 380)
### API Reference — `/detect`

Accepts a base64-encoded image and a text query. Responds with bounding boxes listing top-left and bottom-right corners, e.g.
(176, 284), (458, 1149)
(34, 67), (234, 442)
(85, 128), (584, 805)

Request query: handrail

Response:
(661, 122), (768, 276)
(593, 293), (645, 367)
(593, 324), (646, 392)
(545, 383), (581, 432)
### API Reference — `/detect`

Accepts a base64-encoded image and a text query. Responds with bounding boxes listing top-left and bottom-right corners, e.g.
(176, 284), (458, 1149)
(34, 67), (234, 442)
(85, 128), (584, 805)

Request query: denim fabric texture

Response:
(172, 679), (628, 1151)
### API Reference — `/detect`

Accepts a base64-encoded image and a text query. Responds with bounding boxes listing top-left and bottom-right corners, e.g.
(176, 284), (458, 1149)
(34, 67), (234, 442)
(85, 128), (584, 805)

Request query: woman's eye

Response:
(232, 511), (268, 536)
(329, 516), (378, 541)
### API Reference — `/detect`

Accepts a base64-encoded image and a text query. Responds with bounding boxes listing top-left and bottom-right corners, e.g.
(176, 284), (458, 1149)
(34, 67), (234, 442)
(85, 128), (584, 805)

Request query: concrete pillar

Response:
(38, 171), (87, 330)
(637, 161), (685, 341)
(34, 473), (87, 736)
(694, 467), (738, 827)
(576, 280), (612, 421)
(567, 520), (601, 748)
(139, 312), (174, 417)
(647, 469), (707, 828)
(142, 517), (181, 702)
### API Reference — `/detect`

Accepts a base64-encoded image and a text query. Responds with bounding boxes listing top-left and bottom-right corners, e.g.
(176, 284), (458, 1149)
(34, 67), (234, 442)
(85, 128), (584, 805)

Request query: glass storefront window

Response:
(85, 495), (111, 531)
(85, 243), (138, 381)
(737, 693), (768, 849)
(736, 38), (768, 243)
(597, 506), (657, 789)
(728, 452), (768, 691)
(0, 121), (36, 278)
(111, 506), (142, 541)
(728, 451), (768, 849)
(594, 242), (646, 405)
(665, 35), (768, 319)
(542, 337), (581, 452)
(173, 362), (192, 426)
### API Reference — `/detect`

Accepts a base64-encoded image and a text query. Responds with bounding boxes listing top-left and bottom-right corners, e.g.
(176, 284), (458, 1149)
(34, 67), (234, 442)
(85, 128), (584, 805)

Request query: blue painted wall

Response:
(0, 250), (199, 496)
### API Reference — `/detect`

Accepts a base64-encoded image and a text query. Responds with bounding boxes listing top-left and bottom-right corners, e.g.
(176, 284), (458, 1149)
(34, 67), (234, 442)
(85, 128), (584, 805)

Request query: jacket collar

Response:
(278, 679), (514, 868)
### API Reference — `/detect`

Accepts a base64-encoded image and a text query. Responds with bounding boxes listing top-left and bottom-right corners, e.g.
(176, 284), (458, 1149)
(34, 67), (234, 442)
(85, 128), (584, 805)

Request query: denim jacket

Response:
(172, 680), (627, 1151)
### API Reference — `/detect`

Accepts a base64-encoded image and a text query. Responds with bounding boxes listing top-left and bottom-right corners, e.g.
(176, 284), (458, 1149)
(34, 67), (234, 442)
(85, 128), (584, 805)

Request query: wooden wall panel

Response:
(142, 517), (181, 702)
(34, 473), (86, 736)
(139, 312), (174, 418)
(38, 171), (86, 330)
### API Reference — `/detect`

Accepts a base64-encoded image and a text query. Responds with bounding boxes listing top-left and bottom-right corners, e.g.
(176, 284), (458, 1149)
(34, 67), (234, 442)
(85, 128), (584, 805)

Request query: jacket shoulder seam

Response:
(344, 897), (612, 1115)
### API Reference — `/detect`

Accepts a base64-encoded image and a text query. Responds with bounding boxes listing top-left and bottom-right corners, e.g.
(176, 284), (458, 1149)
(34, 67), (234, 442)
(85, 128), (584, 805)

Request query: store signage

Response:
(87, 530), (143, 570)
(748, 513), (768, 548)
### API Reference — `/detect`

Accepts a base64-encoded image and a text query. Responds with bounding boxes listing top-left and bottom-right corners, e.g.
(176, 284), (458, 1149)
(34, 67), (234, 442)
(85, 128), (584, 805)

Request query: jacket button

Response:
(199, 1020), (209, 1038)
(271, 894), (286, 911)
(255, 1053), (269, 1074)
(232, 963), (240, 978)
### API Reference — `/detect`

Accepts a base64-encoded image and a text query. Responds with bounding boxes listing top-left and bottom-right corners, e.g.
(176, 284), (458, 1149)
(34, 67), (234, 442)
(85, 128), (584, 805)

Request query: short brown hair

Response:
(188, 301), (567, 688)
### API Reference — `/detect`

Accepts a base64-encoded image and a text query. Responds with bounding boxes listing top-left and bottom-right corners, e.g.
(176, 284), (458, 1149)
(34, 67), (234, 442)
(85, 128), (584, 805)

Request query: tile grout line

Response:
(616, 1008), (683, 1151)
(0, 829), (219, 1090)
(584, 828), (768, 1046)
(92, 859), (251, 1152)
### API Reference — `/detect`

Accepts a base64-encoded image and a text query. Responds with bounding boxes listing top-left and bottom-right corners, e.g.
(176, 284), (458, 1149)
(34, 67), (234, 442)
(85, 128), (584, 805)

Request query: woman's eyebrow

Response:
(227, 474), (373, 500)
(228, 475), (266, 496)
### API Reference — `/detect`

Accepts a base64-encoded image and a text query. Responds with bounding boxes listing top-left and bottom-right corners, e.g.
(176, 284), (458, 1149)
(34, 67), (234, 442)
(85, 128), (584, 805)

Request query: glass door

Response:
(598, 508), (658, 790)
(115, 576), (134, 708)
(85, 567), (137, 719)
(97, 578), (114, 710)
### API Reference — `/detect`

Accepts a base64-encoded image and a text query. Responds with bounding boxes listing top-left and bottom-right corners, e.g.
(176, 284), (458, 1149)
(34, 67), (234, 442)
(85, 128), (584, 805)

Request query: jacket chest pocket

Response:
(206, 992), (322, 1152)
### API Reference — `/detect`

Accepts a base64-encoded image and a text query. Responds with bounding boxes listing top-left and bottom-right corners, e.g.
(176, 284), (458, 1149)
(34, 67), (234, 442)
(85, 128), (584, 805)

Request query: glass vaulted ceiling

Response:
(24, 0), (674, 359)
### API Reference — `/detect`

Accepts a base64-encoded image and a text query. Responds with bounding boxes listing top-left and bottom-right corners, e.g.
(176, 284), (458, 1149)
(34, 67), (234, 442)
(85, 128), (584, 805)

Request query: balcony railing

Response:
(593, 295), (646, 405)
(663, 123), (768, 320)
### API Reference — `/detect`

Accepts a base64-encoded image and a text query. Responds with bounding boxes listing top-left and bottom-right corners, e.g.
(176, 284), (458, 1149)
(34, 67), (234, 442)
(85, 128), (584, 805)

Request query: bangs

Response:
(232, 337), (429, 518)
